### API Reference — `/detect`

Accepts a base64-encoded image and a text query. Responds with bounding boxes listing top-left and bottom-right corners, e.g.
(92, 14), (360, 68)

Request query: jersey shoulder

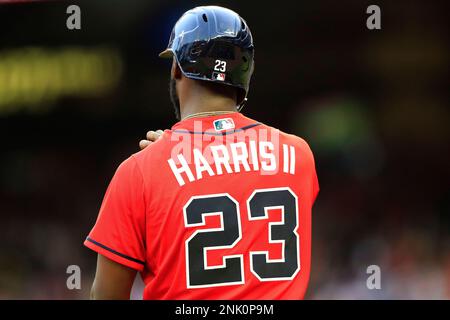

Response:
(259, 122), (315, 158)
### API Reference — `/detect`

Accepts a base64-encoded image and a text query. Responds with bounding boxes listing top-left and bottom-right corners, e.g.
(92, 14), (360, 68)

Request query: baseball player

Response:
(85, 6), (319, 299)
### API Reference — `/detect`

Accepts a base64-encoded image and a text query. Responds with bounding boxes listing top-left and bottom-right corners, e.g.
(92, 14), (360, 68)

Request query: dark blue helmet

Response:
(159, 6), (255, 110)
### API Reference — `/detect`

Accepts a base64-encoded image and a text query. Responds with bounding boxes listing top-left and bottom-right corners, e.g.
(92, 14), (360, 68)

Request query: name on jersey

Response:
(167, 141), (296, 186)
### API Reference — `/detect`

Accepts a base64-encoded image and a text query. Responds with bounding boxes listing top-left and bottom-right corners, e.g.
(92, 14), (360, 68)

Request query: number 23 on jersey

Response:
(183, 187), (300, 288)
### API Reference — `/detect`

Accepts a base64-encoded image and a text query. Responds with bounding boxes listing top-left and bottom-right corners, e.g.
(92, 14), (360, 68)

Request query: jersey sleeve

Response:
(312, 167), (319, 203)
(294, 135), (320, 204)
(308, 143), (319, 203)
(84, 155), (146, 271)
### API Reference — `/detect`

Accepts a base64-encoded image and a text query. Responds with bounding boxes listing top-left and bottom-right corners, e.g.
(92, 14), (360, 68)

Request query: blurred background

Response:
(0, 0), (448, 299)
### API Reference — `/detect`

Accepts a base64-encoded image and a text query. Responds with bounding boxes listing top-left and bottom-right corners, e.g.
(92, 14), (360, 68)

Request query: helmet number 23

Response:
(183, 188), (300, 288)
(214, 59), (227, 72)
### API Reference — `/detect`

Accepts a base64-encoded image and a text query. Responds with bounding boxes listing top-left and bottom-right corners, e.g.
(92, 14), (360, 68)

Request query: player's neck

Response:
(180, 96), (237, 120)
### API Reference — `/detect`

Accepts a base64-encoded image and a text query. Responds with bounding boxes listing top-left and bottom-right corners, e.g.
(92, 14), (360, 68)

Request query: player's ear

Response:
(171, 59), (182, 80)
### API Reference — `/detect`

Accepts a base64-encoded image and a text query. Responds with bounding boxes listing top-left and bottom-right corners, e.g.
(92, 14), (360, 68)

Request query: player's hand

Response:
(139, 130), (164, 150)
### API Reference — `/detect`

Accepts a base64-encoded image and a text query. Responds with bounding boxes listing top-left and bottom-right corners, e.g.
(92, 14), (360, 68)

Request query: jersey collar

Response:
(171, 112), (261, 135)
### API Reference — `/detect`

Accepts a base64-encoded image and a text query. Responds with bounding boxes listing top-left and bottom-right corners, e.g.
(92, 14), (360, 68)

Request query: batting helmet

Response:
(159, 6), (254, 110)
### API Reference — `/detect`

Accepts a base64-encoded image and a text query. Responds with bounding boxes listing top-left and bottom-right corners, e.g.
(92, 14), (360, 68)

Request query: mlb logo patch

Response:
(212, 72), (226, 81)
(213, 118), (235, 131)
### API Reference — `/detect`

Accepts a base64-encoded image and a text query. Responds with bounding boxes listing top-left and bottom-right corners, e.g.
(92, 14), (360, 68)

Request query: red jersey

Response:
(85, 112), (319, 299)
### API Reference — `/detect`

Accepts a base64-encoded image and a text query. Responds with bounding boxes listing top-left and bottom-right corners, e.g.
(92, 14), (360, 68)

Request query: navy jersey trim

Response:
(86, 237), (145, 265)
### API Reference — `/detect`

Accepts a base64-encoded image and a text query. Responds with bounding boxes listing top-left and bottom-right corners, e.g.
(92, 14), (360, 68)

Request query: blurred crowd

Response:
(309, 195), (450, 299)
(0, 0), (448, 299)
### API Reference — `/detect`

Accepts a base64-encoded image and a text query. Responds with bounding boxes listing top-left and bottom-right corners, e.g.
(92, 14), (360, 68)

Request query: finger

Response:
(139, 139), (151, 150)
(146, 131), (161, 142)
